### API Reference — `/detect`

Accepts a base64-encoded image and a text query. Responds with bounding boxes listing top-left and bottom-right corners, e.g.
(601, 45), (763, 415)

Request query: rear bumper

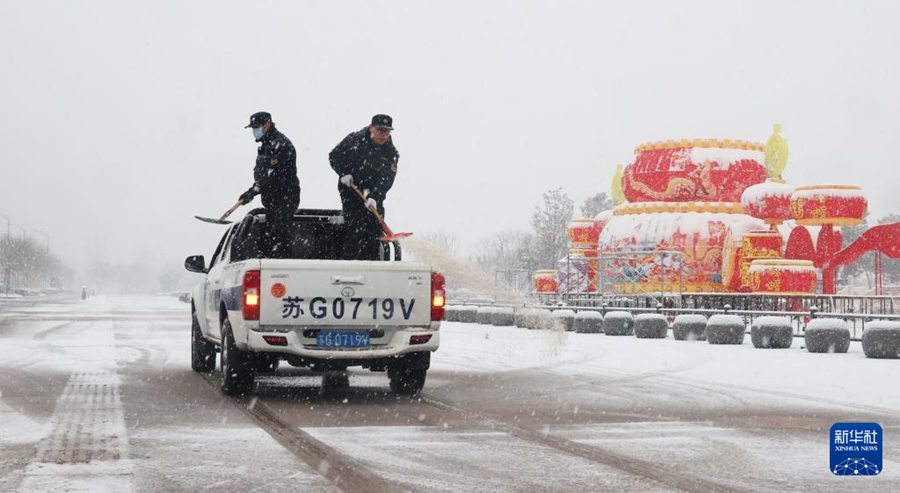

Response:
(246, 327), (439, 360)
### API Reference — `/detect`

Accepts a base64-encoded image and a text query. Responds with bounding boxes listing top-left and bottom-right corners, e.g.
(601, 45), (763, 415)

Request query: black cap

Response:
(371, 114), (394, 130)
(244, 111), (272, 128)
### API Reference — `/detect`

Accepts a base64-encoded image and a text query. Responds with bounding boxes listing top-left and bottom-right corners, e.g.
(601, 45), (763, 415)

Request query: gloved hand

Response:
(239, 186), (258, 205)
(340, 174), (354, 186)
(362, 188), (370, 199)
(365, 197), (377, 211)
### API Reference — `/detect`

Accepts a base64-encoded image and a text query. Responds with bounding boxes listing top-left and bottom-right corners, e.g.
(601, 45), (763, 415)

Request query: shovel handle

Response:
(349, 184), (395, 236)
(219, 201), (243, 222)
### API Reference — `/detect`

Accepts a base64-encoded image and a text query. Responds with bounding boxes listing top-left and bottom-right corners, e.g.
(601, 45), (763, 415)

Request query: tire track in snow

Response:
(419, 395), (751, 493)
(199, 373), (405, 493)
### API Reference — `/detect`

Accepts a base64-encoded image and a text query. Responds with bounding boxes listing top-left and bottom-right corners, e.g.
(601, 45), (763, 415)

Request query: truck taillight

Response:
(243, 270), (261, 321)
(431, 272), (445, 321)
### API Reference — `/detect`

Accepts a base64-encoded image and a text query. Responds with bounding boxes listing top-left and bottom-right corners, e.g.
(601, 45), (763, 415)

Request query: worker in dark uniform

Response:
(238, 111), (300, 258)
(329, 114), (399, 260)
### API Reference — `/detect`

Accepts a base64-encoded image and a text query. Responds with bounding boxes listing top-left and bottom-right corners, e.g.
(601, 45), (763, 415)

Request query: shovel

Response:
(349, 184), (412, 242)
(194, 201), (242, 225)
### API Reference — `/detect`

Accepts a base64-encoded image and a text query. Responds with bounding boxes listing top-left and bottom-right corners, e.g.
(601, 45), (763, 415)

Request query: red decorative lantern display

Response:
(533, 270), (558, 293)
(748, 259), (816, 294)
(623, 140), (768, 203)
(599, 204), (766, 293)
(567, 219), (601, 248)
(790, 185), (867, 226)
(740, 181), (794, 229)
(721, 230), (783, 291)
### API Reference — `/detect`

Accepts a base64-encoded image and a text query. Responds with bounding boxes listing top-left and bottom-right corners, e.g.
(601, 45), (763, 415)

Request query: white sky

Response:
(1, 0), (898, 271)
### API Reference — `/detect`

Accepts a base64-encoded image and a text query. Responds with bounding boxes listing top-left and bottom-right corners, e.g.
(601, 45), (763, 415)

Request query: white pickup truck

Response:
(185, 208), (444, 396)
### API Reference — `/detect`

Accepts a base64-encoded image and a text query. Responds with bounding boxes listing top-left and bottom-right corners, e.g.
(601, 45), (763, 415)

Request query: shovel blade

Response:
(379, 232), (413, 242)
(195, 216), (233, 225)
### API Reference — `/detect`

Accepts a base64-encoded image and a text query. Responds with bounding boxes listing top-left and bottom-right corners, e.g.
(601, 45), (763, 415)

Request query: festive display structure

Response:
(567, 219), (601, 248)
(599, 203), (765, 293)
(624, 140), (767, 203)
(748, 259), (816, 294)
(790, 185), (867, 226)
(533, 270), (558, 293)
(547, 125), (878, 296)
(741, 181), (794, 229)
(568, 247), (599, 292)
(721, 229), (783, 291)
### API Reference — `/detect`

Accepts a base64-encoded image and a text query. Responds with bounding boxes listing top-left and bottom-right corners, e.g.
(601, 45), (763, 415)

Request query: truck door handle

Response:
(331, 275), (365, 285)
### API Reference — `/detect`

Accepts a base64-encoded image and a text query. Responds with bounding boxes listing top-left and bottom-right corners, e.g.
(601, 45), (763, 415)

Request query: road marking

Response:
(19, 372), (132, 493)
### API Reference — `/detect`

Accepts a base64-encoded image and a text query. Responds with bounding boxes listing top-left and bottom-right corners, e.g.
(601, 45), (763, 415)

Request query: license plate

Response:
(316, 330), (370, 348)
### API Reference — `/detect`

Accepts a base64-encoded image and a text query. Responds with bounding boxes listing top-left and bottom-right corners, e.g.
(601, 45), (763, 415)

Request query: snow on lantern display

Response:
(544, 125), (873, 295)
(748, 259), (817, 294)
(790, 185), (867, 226)
(598, 137), (770, 293)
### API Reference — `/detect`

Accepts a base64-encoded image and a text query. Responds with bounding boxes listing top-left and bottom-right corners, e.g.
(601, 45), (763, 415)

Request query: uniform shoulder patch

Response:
(270, 157), (278, 166)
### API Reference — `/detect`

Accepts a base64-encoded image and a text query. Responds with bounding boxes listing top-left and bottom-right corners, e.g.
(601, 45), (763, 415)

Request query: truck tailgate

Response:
(258, 259), (432, 327)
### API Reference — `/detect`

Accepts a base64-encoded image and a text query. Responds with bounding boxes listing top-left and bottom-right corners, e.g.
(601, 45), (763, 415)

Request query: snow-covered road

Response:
(0, 295), (897, 492)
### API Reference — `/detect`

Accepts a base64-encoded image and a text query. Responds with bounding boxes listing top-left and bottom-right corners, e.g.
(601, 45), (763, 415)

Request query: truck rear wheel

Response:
(388, 366), (426, 395)
(191, 311), (216, 372)
(220, 319), (255, 395)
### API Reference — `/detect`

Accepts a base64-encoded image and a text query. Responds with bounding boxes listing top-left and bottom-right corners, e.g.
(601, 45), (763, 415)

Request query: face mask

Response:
(252, 127), (265, 140)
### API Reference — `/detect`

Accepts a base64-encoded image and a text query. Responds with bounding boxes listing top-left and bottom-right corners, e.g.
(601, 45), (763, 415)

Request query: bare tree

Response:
(530, 188), (574, 269)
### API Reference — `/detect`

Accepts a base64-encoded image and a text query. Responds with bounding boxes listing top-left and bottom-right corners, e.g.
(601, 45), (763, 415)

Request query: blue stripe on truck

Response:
(212, 285), (244, 311)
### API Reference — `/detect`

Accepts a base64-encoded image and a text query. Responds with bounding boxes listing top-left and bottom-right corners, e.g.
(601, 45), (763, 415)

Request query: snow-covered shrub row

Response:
(551, 309), (576, 331)
(514, 308), (533, 328)
(634, 313), (668, 339)
(706, 314), (745, 345)
(444, 305), (460, 322)
(491, 307), (516, 326)
(804, 318), (850, 353)
(527, 309), (554, 330)
(862, 321), (900, 359)
(574, 310), (603, 334)
(750, 316), (793, 349)
(603, 311), (634, 336)
(672, 314), (706, 341)
(457, 306), (478, 323)
(476, 306), (495, 325)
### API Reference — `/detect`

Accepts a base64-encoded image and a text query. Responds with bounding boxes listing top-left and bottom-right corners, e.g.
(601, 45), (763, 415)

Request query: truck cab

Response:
(185, 208), (444, 396)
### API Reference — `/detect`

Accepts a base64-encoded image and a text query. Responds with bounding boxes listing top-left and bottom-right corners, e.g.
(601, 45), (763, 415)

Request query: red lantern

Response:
(741, 181), (794, 228)
(790, 185), (867, 226)
(722, 230), (783, 291)
(748, 259), (816, 294)
(623, 140), (767, 203)
(533, 270), (558, 293)
(567, 219), (601, 247)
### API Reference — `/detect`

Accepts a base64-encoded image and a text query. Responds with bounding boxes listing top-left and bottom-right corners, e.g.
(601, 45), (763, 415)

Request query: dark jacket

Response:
(243, 126), (300, 211)
(329, 127), (399, 213)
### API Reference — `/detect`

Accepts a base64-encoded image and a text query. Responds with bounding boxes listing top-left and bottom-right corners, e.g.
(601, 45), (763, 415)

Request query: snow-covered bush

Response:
(551, 309), (576, 331)
(750, 316), (793, 349)
(574, 310), (603, 334)
(672, 314), (707, 341)
(514, 308), (533, 328)
(603, 311), (634, 336)
(476, 306), (495, 325)
(861, 321), (900, 359)
(706, 314), (745, 345)
(457, 306), (478, 323)
(527, 309), (554, 330)
(444, 305), (460, 322)
(491, 307), (516, 326)
(634, 313), (668, 339)
(804, 318), (850, 353)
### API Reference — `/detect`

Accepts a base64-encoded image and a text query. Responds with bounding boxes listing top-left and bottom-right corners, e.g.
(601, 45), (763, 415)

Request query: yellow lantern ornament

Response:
(764, 123), (788, 182)
(611, 163), (626, 205)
